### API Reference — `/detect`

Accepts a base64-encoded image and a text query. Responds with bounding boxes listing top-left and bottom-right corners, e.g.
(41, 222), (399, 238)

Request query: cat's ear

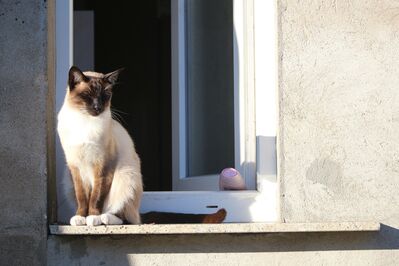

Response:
(68, 66), (87, 90)
(103, 68), (124, 85)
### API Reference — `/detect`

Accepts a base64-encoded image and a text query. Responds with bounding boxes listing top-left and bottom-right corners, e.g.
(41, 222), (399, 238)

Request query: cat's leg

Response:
(100, 213), (123, 225)
(87, 163), (114, 226)
(69, 165), (89, 226)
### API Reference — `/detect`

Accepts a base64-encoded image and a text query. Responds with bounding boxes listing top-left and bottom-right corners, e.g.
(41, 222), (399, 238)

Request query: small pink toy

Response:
(219, 168), (247, 190)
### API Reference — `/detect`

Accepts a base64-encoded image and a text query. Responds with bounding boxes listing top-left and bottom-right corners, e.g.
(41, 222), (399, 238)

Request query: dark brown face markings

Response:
(67, 66), (118, 116)
(68, 77), (113, 116)
(80, 79), (112, 116)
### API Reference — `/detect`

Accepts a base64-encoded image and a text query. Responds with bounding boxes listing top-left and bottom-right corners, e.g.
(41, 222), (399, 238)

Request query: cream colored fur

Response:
(57, 71), (143, 226)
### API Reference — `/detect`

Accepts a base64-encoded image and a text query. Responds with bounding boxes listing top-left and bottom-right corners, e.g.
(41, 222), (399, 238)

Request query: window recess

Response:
(53, 0), (278, 224)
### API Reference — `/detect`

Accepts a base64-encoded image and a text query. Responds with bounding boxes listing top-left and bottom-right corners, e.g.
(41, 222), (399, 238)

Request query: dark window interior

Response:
(185, 0), (234, 177)
(74, 0), (172, 191)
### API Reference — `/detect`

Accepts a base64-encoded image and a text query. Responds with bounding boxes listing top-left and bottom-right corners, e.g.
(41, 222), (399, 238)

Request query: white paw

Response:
(70, 215), (86, 226)
(86, 215), (102, 226)
(101, 213), (123, 225)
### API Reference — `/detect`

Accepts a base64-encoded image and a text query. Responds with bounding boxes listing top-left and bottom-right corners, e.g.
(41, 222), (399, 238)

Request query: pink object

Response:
(219, 168), (247, 190)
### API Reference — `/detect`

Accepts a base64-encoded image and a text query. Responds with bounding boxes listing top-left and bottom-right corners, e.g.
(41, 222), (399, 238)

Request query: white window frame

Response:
(55, 0), (278, 223)
(171, 0), (256, 191)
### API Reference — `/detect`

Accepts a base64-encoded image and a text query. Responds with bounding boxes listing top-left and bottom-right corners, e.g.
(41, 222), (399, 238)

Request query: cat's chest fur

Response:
(57, 103), (111, 167)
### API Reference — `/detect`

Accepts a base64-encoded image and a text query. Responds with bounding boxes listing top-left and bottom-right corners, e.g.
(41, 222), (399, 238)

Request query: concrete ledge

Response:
(50, 222), (380, 235)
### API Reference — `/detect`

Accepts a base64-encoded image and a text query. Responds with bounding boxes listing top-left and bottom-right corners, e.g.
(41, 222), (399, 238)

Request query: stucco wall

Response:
(47, 231), (397, 266)
(1, 0), (399, 265)
(47, 0), (399, 265)
(279, 0), (399, 227)
(0, 0), (48, 265)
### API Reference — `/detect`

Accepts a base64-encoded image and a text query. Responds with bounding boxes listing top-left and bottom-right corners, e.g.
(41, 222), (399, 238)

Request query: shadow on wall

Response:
(306, 158), (343, 194)
(48, 225), (398, 265)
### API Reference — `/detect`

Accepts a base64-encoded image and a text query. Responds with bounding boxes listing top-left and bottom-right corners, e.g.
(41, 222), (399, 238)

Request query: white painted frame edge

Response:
(171, 0), (188, 190)
(55, 0), (73, 208)
(234, 0), (257, 191)
(171, 0), (257, 191)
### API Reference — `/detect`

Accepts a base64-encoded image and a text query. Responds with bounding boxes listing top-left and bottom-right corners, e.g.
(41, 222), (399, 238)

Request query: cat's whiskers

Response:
(111, 106), (128, 115)
(111, 109), (126, 125)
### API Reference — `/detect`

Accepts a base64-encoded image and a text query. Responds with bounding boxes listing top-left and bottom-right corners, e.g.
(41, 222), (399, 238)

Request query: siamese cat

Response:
(58, 66), (226, 225)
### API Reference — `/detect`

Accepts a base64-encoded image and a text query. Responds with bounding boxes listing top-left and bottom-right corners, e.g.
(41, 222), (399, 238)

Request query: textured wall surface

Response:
(0, 1), (48, 265)
(277, 0), (399, 263)
(48, 1), (399, 265)
(2, 0), (399, 265)
(47, 232), (396, 266)
(279, 0), (399, 225)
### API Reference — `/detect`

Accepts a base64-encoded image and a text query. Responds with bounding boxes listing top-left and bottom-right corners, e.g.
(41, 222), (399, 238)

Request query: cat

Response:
(58, 66), (226, 225)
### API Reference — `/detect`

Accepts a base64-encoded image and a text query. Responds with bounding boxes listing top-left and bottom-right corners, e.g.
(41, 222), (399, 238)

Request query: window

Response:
(172, 0), (254, 191)
(55, 0), (278, 223)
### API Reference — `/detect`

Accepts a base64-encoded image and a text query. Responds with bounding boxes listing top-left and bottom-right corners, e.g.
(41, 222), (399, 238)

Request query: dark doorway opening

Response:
(74, 0), (172, 191)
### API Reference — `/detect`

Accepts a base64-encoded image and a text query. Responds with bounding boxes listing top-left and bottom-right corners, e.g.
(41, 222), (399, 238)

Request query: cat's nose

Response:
(93, 103), (101, 112)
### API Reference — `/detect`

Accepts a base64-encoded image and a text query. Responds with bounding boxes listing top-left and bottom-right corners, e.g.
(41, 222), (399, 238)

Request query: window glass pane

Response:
(185, 0), (234, 176)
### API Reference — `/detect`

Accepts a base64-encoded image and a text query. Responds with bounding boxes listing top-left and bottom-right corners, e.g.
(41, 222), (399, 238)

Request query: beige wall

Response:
(1, 0), (399, 265)
(279, 0), (399, 227)
(48, 1), (399, 265)
(48, 232), (397, 265)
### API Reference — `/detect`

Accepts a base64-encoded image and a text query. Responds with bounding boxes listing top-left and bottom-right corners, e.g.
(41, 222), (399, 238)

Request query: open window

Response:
(55, 0), (278, 223)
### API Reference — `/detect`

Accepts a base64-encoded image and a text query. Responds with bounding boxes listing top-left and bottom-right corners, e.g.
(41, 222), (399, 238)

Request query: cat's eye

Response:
(102, 94), (110, 101)
(102, 91), (112, 101)
(79, 93), (92, 102)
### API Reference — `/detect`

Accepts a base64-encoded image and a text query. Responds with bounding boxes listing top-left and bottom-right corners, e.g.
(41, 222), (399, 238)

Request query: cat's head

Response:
(67, 66), (123, 116)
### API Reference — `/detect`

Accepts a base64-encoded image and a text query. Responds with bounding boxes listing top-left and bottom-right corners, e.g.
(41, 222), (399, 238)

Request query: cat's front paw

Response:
(70, 215), (86, 226)
(86, 215), (102, 226)
(101, 213), (123, 225)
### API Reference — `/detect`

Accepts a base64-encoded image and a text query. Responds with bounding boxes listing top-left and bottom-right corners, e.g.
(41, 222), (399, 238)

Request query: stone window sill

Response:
(49, 222), (380, 235)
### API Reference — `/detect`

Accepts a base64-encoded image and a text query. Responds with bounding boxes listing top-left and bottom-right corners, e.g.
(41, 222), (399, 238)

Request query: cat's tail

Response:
(141, 209), (227, 224)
